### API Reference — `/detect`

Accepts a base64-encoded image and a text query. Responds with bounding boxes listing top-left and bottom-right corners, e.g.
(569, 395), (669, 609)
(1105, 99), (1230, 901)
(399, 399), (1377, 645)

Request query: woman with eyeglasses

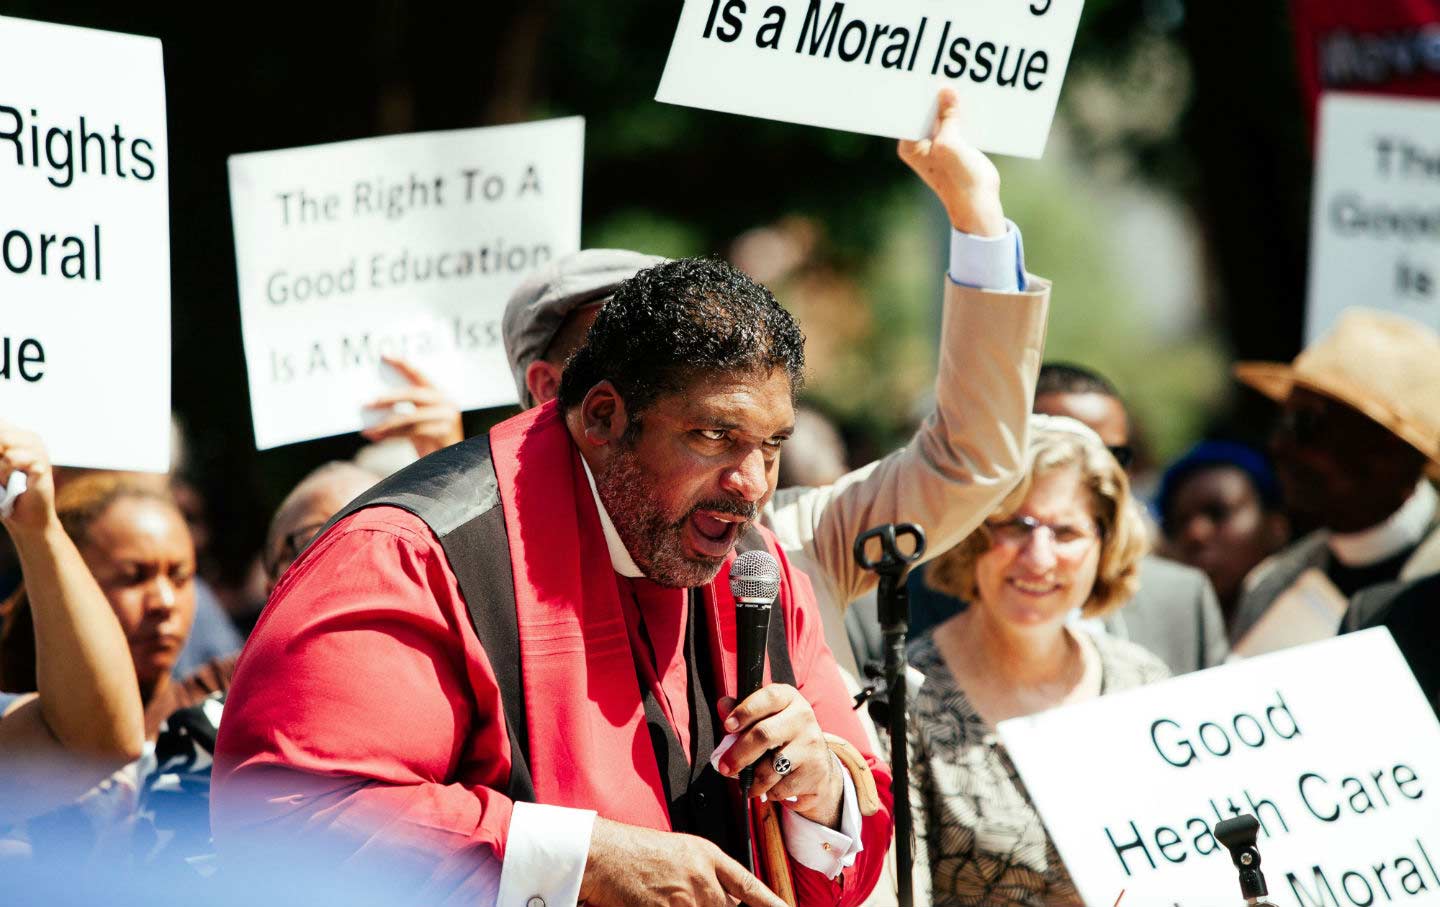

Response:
(907, 414), (1168, 906)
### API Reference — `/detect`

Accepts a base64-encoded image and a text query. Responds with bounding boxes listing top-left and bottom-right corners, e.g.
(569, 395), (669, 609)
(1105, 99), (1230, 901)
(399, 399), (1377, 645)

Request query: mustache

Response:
(687, 498), (758, 522)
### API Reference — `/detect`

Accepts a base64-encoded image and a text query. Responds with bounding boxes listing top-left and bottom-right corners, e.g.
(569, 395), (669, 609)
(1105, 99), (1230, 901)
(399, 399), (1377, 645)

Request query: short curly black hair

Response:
(557, 257), (805, 419)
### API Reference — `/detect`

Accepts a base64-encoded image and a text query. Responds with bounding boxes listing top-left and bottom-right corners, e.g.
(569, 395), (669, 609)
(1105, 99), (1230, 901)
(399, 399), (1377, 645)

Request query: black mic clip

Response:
(1215, 814), (1278, 905)
(853, 523), (926, 631)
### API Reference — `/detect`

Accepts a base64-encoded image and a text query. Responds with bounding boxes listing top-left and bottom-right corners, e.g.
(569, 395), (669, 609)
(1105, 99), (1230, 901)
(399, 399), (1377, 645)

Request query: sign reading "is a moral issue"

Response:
(656, 0), (1084, 158)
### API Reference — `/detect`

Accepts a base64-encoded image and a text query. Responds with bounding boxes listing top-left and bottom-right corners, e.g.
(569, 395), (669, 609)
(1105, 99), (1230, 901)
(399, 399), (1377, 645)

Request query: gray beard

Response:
(594, 448), (726, 589)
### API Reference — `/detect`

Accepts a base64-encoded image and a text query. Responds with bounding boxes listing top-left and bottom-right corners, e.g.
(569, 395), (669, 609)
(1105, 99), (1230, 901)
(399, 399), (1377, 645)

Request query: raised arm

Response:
(765, 89), (1049, 620)
(0, 422), (145, 824)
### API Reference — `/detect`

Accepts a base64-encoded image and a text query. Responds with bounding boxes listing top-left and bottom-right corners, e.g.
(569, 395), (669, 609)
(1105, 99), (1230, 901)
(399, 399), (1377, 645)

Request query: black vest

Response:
(325, 436), (795, 858)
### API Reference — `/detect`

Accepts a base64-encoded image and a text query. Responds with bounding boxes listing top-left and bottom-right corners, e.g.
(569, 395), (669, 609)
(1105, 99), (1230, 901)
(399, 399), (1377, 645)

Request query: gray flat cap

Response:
(502, 248), (668, 405)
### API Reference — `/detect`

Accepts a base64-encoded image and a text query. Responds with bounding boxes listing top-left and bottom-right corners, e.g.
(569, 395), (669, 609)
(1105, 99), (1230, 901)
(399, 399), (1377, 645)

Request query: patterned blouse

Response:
(907, 629), (1170, 906)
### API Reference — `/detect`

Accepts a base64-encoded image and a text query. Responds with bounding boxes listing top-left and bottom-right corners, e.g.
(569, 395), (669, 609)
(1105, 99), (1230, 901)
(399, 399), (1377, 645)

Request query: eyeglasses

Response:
(986, 515), (1100, 554)
(266, 521), (328, 580)
(1107, 445), (1135, 469)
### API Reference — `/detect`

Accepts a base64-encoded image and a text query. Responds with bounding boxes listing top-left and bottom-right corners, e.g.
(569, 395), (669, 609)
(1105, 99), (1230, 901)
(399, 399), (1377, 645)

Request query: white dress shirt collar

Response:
(580, 455), (644, 578)
(1329, 480), (1437, 568)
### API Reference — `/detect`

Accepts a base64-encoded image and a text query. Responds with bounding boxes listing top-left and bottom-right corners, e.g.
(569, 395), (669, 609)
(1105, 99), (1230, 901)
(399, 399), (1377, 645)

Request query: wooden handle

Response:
(757, 799), (798, 907)
(826, 732), (881, 817)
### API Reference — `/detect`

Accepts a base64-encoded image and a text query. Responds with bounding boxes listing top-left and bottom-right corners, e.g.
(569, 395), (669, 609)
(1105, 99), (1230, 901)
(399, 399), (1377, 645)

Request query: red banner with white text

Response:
(1291, 0), (1440, 127)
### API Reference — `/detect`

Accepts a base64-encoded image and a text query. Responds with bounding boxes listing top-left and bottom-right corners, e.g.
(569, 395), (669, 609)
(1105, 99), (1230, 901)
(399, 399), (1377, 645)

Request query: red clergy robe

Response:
(212, 402), (892, 905)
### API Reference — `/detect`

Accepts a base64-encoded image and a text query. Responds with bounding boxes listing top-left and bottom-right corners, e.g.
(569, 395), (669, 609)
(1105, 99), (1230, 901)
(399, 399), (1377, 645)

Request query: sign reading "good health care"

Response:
(228, 118), (583, 450)
(1000, 630), (1440, 907)
(656, 0), (1084, 158)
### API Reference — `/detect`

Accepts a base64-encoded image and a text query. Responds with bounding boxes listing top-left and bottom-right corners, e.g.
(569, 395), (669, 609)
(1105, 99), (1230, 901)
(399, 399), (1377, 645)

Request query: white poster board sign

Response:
(656, 0), (1083, 158)
(229, 118), (583, 450)
(999, 630), (1440, 907)
(0, 16), (170, 472)
(1307, 93), (1440, 343)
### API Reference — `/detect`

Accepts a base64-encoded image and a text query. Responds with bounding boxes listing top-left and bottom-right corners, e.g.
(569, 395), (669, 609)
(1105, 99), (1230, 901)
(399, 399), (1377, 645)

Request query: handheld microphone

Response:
(729, 549), (781, 797)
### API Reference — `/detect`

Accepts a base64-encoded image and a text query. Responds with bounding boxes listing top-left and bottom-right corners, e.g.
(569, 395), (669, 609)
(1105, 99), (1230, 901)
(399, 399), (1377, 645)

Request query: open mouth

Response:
(686, 509), (748, 559)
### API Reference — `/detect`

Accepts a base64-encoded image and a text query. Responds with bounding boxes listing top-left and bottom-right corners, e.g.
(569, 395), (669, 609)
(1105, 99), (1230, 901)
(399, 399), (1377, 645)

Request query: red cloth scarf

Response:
(489, 401), (776, 830)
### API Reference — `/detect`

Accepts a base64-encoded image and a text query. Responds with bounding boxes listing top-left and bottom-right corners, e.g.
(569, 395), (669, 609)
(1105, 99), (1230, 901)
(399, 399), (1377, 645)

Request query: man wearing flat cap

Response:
(504, 90), (1052, 684)
(1230, 309), (1440, 657)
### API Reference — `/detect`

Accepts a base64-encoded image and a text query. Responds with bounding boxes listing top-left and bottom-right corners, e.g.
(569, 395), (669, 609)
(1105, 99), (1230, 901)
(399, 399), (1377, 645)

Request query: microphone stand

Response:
(1215, 814), (1279, 907)
(854, 522), (926, 907)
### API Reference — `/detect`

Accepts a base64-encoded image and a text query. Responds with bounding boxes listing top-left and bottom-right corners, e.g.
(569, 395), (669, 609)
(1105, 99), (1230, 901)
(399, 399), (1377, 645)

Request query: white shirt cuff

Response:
(947, 219), (1025, 292)
(779, 754), (864, 879)
(497, 801), (596, 907)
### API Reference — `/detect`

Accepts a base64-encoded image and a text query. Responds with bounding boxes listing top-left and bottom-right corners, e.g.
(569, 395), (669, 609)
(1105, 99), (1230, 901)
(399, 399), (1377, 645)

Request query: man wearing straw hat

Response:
(1230, 308), (1440, 656)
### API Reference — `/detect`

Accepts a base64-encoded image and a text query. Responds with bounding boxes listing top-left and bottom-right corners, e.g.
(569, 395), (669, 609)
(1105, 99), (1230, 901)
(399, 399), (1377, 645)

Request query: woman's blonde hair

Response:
(926, 416), (1149, 618)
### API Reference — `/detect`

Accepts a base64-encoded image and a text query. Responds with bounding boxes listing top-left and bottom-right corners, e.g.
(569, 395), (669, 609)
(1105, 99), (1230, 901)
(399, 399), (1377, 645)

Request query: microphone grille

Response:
(730, 550), (781, 602)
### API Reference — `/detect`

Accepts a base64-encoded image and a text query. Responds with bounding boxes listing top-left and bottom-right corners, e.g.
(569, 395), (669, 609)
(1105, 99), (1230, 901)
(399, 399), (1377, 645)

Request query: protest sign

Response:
(229, 118), (583, 450)
(1306, 93), (1440, 343)
(0, 16), (170, 472)
(998, 630), (1440, 907)
(656, 0), (1084, 158)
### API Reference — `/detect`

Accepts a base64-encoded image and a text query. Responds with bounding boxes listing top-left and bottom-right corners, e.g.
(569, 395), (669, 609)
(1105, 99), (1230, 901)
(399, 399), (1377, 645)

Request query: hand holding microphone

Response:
(718, 551), (843, 829)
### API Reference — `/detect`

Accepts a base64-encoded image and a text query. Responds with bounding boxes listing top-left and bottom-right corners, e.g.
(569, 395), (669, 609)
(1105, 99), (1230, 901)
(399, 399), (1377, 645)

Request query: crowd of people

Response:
(2, 86), (1439, 907)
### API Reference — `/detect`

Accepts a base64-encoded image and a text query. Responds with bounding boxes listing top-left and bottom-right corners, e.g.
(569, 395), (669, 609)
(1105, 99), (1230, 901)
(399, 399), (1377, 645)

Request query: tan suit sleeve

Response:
(763, 275), (1049, 675)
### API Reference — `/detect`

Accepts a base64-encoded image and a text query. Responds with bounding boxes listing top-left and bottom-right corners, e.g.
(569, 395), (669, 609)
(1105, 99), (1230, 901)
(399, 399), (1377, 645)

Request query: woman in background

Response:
(0, 466), (230, 867)
(1157, 441), (1290, 631)
(0, 423), (145, 829)
(912, 415), (1169, 906)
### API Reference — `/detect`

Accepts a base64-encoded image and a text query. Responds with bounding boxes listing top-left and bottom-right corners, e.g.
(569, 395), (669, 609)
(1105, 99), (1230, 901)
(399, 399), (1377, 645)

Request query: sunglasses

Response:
(1107, 445), (1135, 469)
(1276, 406), (1329, 446)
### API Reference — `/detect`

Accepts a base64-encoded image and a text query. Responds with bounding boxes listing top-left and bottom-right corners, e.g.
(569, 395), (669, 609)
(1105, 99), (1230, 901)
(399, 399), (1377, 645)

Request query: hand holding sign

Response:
(898, 89), (1005, 237)
(361, 355), (465, 457)
(0, 421), (57, 537)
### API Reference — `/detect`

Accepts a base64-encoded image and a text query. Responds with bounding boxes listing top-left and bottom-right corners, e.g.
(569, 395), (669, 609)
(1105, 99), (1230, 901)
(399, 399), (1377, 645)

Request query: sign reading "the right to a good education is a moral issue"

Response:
(229, 117), (583, 450)
(657, 0), (1084, 158)
(1000, 630), (1440, 907)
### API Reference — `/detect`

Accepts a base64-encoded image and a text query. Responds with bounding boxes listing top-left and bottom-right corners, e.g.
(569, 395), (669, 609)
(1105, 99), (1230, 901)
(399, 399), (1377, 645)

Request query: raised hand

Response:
(361, 355), (465, 457)
(0, 420), (58, 539)
(898, 88), (1006, 238)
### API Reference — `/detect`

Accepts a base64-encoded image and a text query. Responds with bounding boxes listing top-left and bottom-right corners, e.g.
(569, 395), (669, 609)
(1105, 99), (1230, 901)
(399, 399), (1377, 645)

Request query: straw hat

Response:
(1234, 309), (1440, 463)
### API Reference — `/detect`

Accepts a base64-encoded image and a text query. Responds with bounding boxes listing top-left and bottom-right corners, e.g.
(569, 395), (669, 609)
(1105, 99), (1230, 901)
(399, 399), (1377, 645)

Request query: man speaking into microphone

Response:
(211, 254), (891, 905)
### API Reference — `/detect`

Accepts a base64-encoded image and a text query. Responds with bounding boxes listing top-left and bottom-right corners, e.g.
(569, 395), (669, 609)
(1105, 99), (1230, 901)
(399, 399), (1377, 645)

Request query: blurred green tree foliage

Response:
(6, 0), (1307, 583)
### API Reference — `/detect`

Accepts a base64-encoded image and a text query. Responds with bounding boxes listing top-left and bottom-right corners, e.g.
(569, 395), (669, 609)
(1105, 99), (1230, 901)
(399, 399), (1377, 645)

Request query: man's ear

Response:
(577, 381), (631, 449)
(525, 360), (563, 407)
